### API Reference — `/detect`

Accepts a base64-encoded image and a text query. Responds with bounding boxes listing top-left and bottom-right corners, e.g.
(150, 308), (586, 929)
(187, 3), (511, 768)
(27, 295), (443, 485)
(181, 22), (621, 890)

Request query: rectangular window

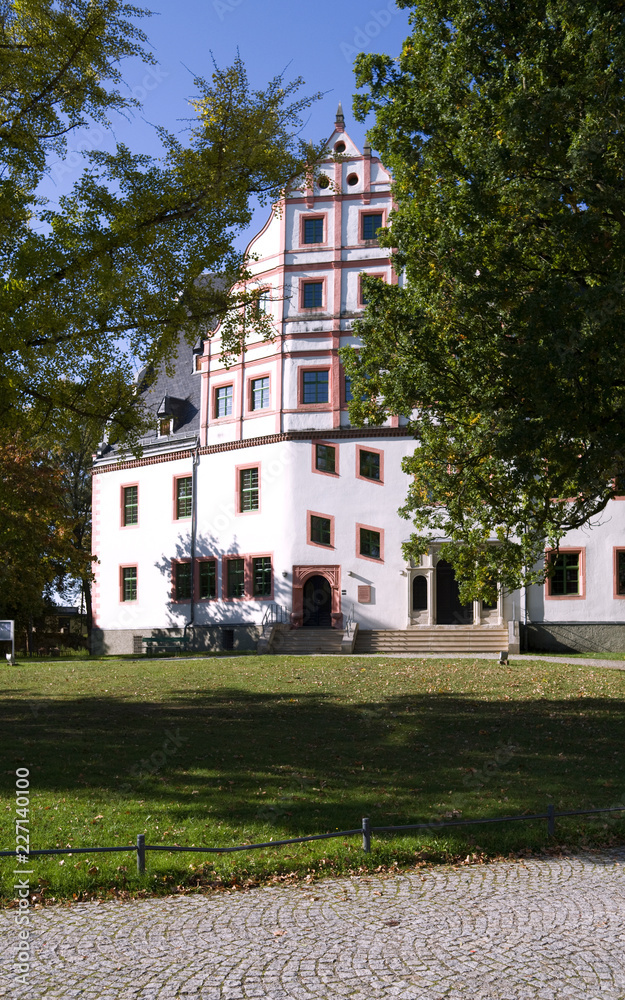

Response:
(174, 562), (192, 601)
(216, 385), (233, 417)
(362, 213), (383, 241)
(240, 467), (259, 512)
(175, 477), (192, 519)
(360, 528), (381, 560)
(359, 449), (381, 481)
(159, 418), (172, 436)
(304, 218), (324, 244)
(252, 556), (272, 596)
(199, 560), (217, 600)
(121, 567), (137, 602)
(617, 550), (625, 596)
(122, 485), (138, 526)
(315, 443), (336, 474)
(250, 377), (270, 410)
(549, 552), (579, 595)
(310, 515), (332, 546)
(303, 281), (323, 308)
(303, 369), (329, 403)
(227, 558), (245, 598)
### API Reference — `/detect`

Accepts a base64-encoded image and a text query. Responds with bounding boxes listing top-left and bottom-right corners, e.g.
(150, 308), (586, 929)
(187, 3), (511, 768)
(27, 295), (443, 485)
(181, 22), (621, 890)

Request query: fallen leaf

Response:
(272, 929), (286, 937)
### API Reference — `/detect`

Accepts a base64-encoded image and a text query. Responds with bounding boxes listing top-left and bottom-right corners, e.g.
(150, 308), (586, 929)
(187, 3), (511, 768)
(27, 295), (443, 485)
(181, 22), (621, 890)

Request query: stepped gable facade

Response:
(92, 109), (625, 656)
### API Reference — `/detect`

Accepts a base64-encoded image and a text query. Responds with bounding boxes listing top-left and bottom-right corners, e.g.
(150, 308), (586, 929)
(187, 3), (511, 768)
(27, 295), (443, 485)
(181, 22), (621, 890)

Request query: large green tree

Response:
(344, 0), (625, 601)
(1, 1), (321, 441)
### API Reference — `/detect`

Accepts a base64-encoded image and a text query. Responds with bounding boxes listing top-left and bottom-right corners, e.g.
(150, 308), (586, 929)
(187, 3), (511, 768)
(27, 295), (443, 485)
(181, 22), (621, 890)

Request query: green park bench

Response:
(141, 635), (187, 656)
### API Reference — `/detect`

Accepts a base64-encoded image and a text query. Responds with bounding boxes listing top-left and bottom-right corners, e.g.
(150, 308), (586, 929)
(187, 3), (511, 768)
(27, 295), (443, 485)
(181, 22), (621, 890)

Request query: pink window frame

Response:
(299, 277), (327, 312)
(544, 547), (586, 600)
(358, 272), (385, 307)
(119, 564), (138, 603)
(120, 481), (139, 528)
(356, 522), (385, 564)
(196, 558), (218, 603)
(173, 473), (193, 521)
(213, 381), (235, 421)
(307, 510), (335, 550)
(299, 213), (328, 248)
(222, 554), (248, 602)
(298, 366), (331, 410)
(355, 444), (384, 485)
(247, 372), (271, 413)
(311, 440), (339, 478)
(358, 208), (387, 245)
(235, 462), (261, 515)
(249, 552), (274, 601)
(171, 558), (192, 604)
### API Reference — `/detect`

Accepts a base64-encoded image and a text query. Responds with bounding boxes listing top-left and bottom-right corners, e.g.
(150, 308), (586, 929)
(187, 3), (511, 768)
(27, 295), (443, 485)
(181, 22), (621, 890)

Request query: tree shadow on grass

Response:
(1, 686), (624, 844)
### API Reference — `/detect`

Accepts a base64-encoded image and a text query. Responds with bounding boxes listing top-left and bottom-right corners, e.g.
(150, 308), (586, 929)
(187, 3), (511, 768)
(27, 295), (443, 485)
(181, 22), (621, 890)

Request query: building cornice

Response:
(92, 427), (414, 475)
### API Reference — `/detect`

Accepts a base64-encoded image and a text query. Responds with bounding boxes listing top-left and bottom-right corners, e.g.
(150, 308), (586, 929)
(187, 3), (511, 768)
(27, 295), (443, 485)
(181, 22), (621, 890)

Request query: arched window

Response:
(412, 575), (428, 611)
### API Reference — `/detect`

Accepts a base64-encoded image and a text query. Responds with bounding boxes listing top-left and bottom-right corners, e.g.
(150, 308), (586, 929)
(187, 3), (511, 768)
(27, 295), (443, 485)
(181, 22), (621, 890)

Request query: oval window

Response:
(347, 173), (359, 186)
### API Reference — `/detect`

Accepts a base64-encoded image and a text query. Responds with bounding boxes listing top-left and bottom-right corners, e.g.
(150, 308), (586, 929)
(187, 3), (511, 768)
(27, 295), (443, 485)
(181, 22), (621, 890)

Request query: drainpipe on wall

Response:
(184, 437), (200, 652)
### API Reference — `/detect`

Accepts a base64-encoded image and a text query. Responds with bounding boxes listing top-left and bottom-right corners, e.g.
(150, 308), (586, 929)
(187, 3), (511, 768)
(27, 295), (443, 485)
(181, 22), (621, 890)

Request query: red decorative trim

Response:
(311, 440), (339, 478)
(356, 522), (385, 564)
(171, 558), (191, 604)
(297, 366), (331, 410)
(196, 557), (218, 603)
(613, 548), (625, 598)
(173, 473), (192, 522)
(299, 276), (327, 312)
(235, 462), (261, 515)
(247, 371), (272, 413)
(299, 213), (328, 248)
(544, 547), (586, 600)
(355, 444), (384, 485)
(120, 481), (139, 529)
(119, 564), (138, 604)
(307, 509), (335, 550)
(358, 207), (387, 244)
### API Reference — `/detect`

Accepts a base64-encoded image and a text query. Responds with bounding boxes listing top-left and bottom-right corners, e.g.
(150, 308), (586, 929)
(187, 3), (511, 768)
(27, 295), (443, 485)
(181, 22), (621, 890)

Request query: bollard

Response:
(137, 833), (146, 873)
(362, 816), (371, 853)
(547, 803), (555, 837)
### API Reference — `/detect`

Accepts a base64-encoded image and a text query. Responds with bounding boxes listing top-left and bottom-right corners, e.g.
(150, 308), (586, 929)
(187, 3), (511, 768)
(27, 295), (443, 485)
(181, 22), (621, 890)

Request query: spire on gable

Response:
(335, 101), (345, 132)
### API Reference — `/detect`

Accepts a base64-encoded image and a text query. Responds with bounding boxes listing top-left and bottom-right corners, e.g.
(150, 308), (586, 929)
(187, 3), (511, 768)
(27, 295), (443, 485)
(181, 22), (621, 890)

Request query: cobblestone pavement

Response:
(1, 850), (624, 999)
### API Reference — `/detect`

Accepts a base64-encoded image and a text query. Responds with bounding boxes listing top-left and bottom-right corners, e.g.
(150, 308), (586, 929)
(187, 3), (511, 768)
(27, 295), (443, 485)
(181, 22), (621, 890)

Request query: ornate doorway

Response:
(435, 559), (473, 624)
(302, 575), (332, 628)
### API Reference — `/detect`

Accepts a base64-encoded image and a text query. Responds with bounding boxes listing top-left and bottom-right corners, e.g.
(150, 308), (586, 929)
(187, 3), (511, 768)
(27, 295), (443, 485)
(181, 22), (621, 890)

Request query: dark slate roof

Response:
(96, 332), (202, 460)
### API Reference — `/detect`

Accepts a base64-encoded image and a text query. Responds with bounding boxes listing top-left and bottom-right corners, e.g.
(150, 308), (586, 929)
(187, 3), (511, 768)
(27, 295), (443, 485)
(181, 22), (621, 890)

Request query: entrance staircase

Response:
(269, 626), (345, 655)
(354, 626), (508, 655)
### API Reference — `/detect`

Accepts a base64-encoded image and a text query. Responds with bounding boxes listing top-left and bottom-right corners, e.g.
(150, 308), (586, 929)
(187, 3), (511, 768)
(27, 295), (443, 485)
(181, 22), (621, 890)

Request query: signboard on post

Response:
(0, 620), (15, 664)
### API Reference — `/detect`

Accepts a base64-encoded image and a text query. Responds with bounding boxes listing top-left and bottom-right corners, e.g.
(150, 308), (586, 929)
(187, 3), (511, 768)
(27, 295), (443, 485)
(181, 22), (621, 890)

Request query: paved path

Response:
(1, 850), (625, 999)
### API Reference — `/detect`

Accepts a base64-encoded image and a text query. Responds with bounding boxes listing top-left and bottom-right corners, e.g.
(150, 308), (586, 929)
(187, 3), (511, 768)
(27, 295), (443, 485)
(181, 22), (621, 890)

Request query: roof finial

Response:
(335, 100), (345, 131)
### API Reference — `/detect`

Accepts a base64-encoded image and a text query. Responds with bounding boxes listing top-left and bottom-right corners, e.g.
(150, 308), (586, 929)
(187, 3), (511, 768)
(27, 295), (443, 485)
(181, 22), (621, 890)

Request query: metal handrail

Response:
(344, 604), (357, 636)
(261, 603), (291, 634)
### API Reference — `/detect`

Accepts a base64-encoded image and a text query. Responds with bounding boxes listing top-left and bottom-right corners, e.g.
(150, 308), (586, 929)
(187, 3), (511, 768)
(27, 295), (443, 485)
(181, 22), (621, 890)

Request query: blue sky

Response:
(45, 0), (411, 236)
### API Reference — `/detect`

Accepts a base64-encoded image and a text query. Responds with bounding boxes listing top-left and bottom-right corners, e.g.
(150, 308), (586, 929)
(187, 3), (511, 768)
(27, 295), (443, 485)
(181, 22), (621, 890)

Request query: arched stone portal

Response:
(291, 565), (342, 628)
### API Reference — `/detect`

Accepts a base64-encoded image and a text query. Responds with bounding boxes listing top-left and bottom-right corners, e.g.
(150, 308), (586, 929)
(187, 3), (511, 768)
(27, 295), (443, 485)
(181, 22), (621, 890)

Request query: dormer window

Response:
(159, 418), (172, 436)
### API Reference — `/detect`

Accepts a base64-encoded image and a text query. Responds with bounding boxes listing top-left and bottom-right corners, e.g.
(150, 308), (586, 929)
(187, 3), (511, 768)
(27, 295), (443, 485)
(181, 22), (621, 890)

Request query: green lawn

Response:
(1, 654), (624, 905)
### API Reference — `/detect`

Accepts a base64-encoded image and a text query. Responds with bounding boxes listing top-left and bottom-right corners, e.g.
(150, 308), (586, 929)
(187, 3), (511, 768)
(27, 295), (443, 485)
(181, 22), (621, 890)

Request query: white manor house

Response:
(92, 110), (625, 657)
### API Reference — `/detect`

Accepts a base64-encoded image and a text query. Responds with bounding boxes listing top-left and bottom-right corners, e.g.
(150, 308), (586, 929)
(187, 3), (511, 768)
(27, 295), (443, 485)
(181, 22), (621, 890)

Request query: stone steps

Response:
(269, 627), (344, 655)
(354, 627), (508, 655)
